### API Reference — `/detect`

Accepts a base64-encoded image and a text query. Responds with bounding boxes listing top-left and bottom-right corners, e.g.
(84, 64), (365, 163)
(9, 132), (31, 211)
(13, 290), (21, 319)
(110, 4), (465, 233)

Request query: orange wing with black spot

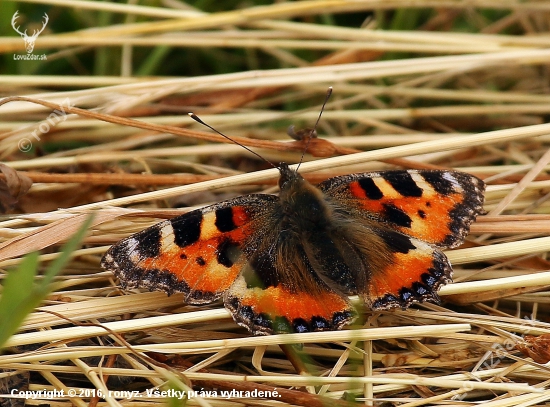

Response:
(101, 195), (277, 304)
(319, 170), (485, 248)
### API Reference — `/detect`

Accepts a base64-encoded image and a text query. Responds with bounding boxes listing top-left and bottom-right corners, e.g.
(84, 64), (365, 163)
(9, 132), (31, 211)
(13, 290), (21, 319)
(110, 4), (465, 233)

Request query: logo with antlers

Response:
(11, 11), (49, 54)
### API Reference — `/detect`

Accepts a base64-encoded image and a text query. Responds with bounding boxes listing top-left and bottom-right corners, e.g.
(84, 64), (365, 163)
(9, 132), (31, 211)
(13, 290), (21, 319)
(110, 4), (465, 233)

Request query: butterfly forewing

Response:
(319, 170), (485, 248)
(101, 195), (277, 304)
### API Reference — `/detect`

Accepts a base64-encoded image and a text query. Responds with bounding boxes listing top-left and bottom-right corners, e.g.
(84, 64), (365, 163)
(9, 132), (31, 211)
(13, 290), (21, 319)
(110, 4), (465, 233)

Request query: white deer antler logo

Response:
(11, 11), (49, 54)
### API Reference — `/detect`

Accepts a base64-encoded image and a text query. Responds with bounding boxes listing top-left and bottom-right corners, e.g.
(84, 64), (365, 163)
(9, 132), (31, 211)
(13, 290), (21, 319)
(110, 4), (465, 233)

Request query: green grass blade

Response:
(0, 214), (95, 350)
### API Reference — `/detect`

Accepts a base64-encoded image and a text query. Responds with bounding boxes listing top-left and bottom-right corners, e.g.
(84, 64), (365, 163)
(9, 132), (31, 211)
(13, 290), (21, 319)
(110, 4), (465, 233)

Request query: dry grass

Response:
(1, 1), (550, 406)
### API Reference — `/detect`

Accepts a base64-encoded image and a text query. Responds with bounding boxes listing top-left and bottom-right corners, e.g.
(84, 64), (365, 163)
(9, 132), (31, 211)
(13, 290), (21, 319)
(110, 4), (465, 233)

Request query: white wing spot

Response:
(442, 172), (461, 190)
(160, 223), (175, 252)
(126, 238), (141, 262)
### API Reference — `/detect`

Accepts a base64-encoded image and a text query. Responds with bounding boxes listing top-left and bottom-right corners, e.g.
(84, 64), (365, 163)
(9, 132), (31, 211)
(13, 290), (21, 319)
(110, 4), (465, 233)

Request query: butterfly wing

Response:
(101, 195), (278, 304)
(315, 170), (484, 309)
(333, 223), (453, 309)
(363, 229), (452, 309)
(224, 227), (355, 335)
(318, 170), (485, 248)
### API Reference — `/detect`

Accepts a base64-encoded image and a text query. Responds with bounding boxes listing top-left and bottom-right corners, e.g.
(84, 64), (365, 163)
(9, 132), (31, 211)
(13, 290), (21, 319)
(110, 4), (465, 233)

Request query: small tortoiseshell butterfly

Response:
(101, 161), (485, 335)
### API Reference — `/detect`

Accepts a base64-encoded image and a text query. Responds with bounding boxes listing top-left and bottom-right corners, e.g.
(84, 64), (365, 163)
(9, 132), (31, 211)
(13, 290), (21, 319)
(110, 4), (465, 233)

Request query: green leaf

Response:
(0, 252), (40, 347)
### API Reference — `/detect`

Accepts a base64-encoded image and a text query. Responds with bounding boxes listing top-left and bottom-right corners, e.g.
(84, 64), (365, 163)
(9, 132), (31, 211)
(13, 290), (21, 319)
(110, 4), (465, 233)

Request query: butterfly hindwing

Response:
(224, 230), (356, 334)
(101, 195), (278, 304)
(360, 227), (452, 309)
(319, 170), (485, 248)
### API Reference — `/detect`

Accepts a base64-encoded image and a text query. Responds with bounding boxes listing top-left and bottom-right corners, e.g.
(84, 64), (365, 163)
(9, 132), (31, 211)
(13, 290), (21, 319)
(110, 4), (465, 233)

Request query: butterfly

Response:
(101, 162), (485, 335)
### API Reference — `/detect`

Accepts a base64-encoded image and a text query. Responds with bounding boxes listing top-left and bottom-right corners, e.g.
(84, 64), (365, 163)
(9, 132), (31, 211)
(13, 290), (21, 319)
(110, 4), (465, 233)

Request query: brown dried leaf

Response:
(516, 335), (550, 364)
(288, 138), (339, 157)
(0, 163), (32, 212)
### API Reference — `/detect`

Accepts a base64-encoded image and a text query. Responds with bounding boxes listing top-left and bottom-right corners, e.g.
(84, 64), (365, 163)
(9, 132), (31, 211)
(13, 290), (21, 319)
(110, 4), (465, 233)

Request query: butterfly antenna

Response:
(188, 113), (277, 169)
(296, 86), (332, 171)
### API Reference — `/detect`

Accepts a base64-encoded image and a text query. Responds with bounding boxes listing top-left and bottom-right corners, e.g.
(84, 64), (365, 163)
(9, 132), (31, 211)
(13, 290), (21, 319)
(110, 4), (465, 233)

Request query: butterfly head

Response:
(277, 162), (303, 190)
(277, 162), (330, 228)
